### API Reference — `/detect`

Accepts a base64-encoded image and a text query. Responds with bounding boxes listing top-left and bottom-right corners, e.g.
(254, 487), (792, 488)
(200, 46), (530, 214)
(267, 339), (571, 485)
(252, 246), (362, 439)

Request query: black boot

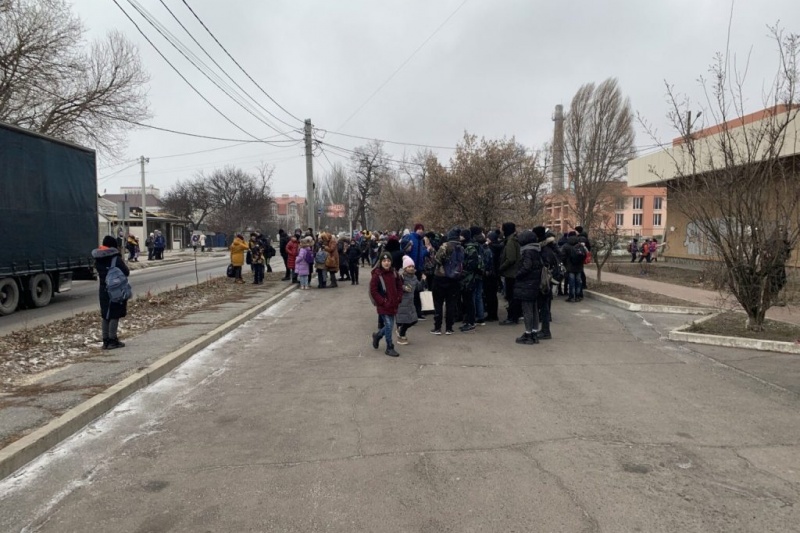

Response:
(515, 332), (537, 345)
(102, 337), (110, 350)
(107, 338), (125, 350)
(537, 324), (552, 340)
(385, 344), (399, 357)
(372, 332), (381, 350)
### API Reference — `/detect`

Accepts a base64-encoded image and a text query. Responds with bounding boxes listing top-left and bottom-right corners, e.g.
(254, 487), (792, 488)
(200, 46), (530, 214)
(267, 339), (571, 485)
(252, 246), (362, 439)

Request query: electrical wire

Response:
(99, 161), (139, 183)
(156, 0), (300, 133)
(112, 0), (264, 142)
(179, 0), (305, 125)
(314, 128), (457, 150)
(336, 0), (469, 131)
(125, 0), (301, 141)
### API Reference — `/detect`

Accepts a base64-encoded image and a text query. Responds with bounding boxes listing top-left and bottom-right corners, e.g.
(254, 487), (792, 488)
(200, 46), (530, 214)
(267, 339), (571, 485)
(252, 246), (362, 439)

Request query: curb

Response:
(583, 290), (717, 315)
(669, 314), (800, 355)
(0, 284), (297, 481)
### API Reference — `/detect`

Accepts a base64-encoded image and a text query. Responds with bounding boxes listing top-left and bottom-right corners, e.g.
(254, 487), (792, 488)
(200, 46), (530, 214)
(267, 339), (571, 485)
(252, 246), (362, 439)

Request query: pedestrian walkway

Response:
(586, 267), (800, 326)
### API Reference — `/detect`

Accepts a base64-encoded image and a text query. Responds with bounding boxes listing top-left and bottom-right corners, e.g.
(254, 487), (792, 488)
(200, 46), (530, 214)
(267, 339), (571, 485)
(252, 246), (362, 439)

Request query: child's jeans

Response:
(379, 314), (395, 346)
(299, 274), (309, 288)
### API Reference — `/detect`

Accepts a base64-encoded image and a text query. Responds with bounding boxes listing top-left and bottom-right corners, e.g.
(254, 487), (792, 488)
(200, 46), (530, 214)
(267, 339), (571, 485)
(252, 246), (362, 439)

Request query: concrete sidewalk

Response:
(586, 266), (800, 326)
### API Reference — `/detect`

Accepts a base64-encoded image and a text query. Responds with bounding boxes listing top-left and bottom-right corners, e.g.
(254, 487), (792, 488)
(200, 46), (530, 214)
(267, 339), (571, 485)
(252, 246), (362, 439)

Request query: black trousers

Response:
(349, 262), (359, 283)
(503, 277), (522, 321)
(414, 270), (423, 317)
(433, 277), (459, 331)
(281, 253), (289, 277)
(484, 275), (499, 320)
(461, 285), (475, 325)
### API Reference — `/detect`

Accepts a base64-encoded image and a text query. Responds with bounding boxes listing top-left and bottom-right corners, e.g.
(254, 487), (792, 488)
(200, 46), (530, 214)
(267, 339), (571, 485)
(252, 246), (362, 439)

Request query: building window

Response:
(653, 196), (663, 210)
(615, 213), (624, 226)
(615, 198), (626, 210)
(270, 204), (278, 217)
(289, 203), (297, 217)
(633, 213), (643, 226)
(633, 197), (644, 210)
(653, 213), (662, 227)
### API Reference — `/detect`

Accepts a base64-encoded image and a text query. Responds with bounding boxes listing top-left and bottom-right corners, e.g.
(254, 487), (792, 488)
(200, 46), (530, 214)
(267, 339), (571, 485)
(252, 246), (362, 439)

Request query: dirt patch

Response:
(687, 312), (800, 343)
(0, 271), (284, 389)
(588, 281), (699, 307)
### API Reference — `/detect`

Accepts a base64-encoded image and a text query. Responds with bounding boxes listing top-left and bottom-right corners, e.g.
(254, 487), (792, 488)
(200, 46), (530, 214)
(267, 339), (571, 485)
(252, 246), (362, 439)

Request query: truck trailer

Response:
(0, 122), (98, 316)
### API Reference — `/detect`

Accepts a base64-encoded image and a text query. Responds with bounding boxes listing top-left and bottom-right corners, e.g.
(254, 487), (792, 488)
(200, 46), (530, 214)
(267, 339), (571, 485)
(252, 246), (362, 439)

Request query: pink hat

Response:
(402, 256), (415, 269)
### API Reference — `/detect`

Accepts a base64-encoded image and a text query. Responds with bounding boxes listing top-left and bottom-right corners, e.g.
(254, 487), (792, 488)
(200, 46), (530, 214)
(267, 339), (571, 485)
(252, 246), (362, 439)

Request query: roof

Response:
(102, 194), (164, 209)
(273, 195), (306, 216)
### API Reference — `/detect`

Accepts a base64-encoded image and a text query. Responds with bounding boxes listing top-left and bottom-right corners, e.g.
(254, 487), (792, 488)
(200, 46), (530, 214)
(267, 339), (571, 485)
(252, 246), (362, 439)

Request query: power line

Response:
(112, 0), (264, 142)
(125, 0), (301, 141)
(99, 161), (139, 183)
(315, 128), (457, 150)
(336, 0), (469, 131)
(179, 0), (304, 125)
(155, 0), (300, 133)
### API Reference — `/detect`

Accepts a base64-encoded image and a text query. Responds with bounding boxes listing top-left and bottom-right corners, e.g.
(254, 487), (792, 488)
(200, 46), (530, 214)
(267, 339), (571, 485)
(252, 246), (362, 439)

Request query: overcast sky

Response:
(74, 0), (800, 198)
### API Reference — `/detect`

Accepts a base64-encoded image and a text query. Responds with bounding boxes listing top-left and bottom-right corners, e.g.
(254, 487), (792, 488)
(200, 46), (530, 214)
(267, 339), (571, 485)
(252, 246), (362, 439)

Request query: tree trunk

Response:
(596, 264), (602, 283)
(745, 308), (767, 332)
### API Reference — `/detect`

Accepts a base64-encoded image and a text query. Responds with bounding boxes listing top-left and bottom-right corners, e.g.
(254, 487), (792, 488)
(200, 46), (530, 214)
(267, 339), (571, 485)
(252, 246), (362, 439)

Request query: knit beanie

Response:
(532, 226), (547, 241)
(446, 227), (461, 241)
(501, 222), (516, 237)
(402, 255), (415, 269)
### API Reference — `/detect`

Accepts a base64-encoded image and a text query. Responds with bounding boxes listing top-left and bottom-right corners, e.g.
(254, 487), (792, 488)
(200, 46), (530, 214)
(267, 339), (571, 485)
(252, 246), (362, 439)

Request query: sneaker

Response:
(445, 329), (454, 335)
(476, 320), (486, 326)
(430, 328), (442, 336)
(537, 330), (552, 340)
(498, 319), (519, 326)
(417, 315), (427, 321)
(397, 336), (409, 345)
(385, 347), (400, 357)
(460, 324), (476, 333)
(371, 332), (381, 350)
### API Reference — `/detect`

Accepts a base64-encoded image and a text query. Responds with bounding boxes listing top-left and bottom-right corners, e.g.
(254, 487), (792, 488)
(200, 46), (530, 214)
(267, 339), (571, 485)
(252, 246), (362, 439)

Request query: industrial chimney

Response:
(552, 104), (564, 192)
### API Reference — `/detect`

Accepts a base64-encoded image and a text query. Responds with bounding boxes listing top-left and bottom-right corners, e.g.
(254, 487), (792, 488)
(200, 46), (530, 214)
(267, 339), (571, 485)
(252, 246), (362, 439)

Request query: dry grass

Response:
(687, 312), (800, 343)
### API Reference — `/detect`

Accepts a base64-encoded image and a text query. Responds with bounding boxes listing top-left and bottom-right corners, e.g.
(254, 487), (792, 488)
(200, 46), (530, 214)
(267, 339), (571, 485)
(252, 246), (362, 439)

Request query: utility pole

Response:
(304, 119), (315, 232)
(140, 155), (149, 244)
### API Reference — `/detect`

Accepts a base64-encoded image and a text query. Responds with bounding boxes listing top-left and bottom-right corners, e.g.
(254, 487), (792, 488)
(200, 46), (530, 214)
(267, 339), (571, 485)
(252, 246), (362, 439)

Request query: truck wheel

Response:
(29, 273), (53, 307)
(0, 278), (20, 316)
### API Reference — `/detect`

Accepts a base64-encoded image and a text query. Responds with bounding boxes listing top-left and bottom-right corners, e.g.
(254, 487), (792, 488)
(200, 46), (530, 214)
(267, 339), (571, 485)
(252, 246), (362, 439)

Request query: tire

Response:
(0, 278), (20, 316)
(28, 273), (53, 308)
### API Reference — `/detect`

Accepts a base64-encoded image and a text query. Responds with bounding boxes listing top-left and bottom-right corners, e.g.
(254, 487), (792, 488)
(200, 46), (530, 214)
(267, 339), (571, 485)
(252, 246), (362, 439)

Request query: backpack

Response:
(629, 242), (638, 253)
(106, 256), (132, 303)
(314, 247), (328, 265)
(443, 243), (465, 280)
(583, 250), (593, 265)
(481, 245), (495, 277)
(304, 247), (314, 265)
(265, 244), (276, 258)
(540, 256), (552, 295)
(463, 242), (482, 275)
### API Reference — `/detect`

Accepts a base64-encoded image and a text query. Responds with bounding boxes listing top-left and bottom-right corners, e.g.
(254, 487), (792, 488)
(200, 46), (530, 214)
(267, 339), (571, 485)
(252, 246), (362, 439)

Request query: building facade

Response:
(271, 194), (307, 232)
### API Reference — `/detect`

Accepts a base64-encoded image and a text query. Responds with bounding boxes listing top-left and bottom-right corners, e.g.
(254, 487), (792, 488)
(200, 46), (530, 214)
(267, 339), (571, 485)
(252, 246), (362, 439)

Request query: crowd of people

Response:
(243, 223), (593, 358)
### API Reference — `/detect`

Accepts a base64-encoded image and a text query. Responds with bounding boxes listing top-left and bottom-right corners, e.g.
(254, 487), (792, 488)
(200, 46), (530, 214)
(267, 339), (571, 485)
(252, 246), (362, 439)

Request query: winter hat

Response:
(575, 226), (584, 234)
(474, 233), (487, 244)
(532, 226), (547, 241)
(469, 226), (484, 238)
(102, 235), (117, 248)
(378, 251), (392, 263)
(518, 230), (537, 246)
(487, 230), (500, 243)
(501, 222), (516, 237)
(414, 223), (425, 232)
(460, 229), (472, 241)
(402, 255), (415, 269)
(446, 227), (461, 241)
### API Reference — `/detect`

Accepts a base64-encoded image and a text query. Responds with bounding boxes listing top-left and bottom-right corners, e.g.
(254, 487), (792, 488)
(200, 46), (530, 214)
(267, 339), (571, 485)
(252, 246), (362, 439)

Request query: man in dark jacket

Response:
(561, 233), (586, 302)
(459, 229), (481, 332)
(498, 222), (522, 325)
(535, 227), (559, 340)
(513, 230), (543, 345)
(278, 229), (290, 280)
(484, 230), (504, 322)
(431, 227), (463, 335)
(92, 236), (130, 350)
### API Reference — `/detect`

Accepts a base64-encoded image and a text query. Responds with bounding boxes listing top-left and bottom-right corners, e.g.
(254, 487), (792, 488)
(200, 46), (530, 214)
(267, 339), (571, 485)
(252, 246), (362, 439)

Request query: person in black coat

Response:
(534, 227), (560, 340)
(385, 236), (404, 271)
(513, 230), (543, 345)
(92, 235), (130, 350)
(278, 229), (290, 280)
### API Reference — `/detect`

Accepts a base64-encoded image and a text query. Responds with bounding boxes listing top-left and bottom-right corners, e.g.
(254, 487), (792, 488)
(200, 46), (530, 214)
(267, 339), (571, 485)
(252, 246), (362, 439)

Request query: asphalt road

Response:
(1, 286), (798, 531)
(0, 255), (237, 336)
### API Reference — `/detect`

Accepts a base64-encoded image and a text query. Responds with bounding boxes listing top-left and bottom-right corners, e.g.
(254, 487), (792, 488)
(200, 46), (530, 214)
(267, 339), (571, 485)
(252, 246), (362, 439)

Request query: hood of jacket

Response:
(518, 230), (538, 247)
(92, 246), (120, 259)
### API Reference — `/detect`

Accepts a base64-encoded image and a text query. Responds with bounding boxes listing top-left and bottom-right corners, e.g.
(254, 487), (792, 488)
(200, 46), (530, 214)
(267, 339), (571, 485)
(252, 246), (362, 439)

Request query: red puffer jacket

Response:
(370, 267), (403, 315)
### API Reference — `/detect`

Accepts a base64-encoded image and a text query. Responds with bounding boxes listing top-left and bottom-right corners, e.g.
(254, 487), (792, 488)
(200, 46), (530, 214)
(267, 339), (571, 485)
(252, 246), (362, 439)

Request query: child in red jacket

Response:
(370, 252), (403, 357)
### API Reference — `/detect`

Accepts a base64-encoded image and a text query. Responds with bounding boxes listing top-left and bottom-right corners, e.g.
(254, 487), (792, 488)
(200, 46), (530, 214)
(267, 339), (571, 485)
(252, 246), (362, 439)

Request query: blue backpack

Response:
(106, 256), (132, 303)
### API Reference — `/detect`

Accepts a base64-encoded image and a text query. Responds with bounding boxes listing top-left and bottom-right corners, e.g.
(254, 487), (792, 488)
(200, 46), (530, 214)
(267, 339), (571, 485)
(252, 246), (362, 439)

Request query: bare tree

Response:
(204, 165), (273, 237)
(373, 169), (419, 232)
(319, 162), (349, 231)
(162, 178), (214, 230)
(650, 26), (800, 330)
(423, 133), (546, 229)
(350, 141), (387, 230)
(565, 78), (636, 231)
(0, 0), (149, 155)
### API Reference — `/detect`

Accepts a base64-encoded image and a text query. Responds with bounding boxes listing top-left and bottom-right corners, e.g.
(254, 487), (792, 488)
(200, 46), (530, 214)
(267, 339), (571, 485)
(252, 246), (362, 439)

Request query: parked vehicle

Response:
(0, 122), (98, 316)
